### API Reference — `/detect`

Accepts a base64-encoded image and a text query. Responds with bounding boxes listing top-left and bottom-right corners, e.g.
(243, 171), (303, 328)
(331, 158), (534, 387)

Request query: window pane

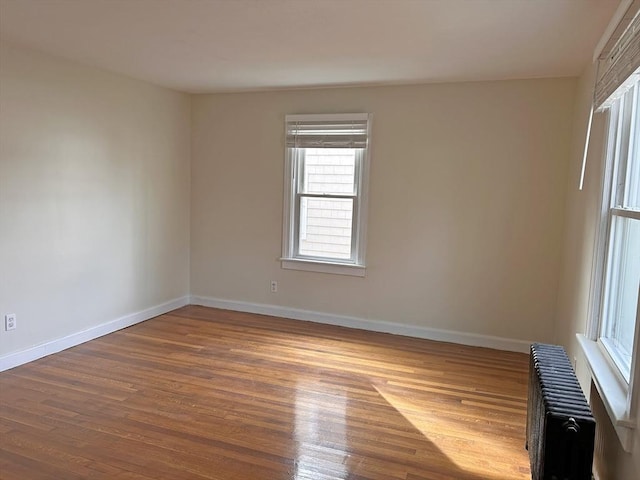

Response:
(301, 148), (356, 195)
(298, 197), (353, 260)
(601, 215), (640, 381)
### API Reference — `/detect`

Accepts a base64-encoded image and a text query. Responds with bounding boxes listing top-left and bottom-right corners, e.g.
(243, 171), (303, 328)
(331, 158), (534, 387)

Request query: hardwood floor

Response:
(0, 306), (531, 479)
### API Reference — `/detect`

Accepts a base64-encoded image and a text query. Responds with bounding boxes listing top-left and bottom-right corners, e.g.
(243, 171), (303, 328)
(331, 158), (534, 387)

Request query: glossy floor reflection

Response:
(0, 306), (531, 479)
(290, 378), (527, 480)
(294, 381), (348, 479)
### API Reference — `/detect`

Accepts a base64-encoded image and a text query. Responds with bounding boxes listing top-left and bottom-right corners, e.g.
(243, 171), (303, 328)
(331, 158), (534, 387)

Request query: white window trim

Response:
(578, 87), (640, 453)
(280, 258), (366, 277)
(577, 333), (639, 452)
(281, 113), (372, 277)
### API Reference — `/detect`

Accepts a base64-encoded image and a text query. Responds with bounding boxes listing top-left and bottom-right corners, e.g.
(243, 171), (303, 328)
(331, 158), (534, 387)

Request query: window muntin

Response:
(282, 114), (371, 273)
(598, 73), (640, 382)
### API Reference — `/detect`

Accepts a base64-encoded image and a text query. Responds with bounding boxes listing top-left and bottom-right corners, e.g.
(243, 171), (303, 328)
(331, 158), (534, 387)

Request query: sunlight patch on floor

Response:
(373, 383), (531, 480)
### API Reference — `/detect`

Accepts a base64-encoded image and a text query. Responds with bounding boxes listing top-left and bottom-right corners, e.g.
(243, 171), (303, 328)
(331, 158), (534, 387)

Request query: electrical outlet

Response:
(5, 314), (16, 331)
(270, 281), (278, 293)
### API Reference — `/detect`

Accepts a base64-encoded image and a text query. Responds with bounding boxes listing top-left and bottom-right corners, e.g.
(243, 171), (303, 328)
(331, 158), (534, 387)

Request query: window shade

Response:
(595, 8), (640, 109)
(286, 114), (369, 149)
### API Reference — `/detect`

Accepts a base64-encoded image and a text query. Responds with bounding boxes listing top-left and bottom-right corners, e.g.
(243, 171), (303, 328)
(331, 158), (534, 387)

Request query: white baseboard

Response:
(0, 294), (532, 372)
(190, 295), (532, 353)
(0, 296), (190, 372)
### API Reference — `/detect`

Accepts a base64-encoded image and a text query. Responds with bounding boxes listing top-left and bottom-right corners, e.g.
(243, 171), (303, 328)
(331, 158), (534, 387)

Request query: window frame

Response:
(599, 87), (640, 381)
(281, 113), (372, 277)
(293, 147), (363, 262)
(578, 74), (640, 453)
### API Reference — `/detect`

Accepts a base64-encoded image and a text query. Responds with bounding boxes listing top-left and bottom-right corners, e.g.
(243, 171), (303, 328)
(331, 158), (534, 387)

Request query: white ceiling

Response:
(0, 0), (620, 93)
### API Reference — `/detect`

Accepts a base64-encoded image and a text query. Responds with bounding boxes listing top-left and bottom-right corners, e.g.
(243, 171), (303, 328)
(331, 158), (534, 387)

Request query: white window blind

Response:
(286, 114), (369, 149)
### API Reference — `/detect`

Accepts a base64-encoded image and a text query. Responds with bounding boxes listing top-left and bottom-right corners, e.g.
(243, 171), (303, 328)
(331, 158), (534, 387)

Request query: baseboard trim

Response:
(190, 295), (532, 353)
(0, 294), (532, 372)
(0, 296), (190, 372)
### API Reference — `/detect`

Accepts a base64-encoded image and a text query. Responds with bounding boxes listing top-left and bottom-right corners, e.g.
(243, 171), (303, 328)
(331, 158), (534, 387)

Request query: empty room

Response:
(0, 0), (639, 479)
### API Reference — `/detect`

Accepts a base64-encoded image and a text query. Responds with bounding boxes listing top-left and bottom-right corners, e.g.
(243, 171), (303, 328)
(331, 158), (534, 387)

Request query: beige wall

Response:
(555, 63), (640, 480)
(0, 42), (191, 356)
(191, 79), (576, 343)
(555, 64), (604, 380)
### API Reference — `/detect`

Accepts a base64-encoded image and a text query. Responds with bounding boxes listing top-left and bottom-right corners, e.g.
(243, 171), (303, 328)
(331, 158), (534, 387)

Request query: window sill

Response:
(280, 258), (366, 277)
(577, 334), (636, 452)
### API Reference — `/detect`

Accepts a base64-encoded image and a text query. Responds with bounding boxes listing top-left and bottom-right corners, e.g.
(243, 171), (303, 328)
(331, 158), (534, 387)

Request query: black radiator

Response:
(526, 343), (595, 480)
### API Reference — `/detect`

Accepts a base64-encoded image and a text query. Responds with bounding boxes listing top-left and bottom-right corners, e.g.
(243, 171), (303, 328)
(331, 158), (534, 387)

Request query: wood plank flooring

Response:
(0, 306), (531, 479)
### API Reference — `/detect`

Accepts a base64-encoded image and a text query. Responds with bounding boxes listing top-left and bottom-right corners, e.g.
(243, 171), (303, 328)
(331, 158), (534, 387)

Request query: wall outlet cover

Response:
(5, 314), (16, 331)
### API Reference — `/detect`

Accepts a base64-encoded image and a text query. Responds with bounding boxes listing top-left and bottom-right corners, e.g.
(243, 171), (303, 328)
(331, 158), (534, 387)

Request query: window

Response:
(598, 73), (640, 383)
(577, 6), (640, 451)
(578, 68), (640, 452)
(281, 114), (371, 276)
